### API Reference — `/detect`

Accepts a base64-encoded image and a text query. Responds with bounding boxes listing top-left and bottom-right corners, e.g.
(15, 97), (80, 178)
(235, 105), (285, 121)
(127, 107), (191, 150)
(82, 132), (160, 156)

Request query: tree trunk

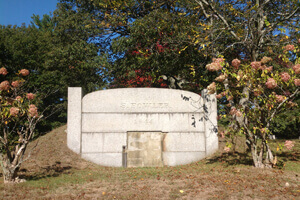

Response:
(250, 141), (274, 168)
(0, 155), (19, 183)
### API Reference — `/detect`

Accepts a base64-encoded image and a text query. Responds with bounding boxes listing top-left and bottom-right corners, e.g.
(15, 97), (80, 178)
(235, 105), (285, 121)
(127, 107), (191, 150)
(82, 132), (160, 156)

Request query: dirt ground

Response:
(0, 125), (299, 199)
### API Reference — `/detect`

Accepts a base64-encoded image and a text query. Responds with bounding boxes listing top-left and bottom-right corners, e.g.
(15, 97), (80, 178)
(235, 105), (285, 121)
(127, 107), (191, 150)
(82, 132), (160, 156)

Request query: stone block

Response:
(163, 132), (205, 152)
(82, 88), (203, 113)
(81, 132), (126, 153)
(81, 153), (122, 167)
(82, 113), (204, 133)
(67, 87), (82, 154)
(163, 152), (206, 166)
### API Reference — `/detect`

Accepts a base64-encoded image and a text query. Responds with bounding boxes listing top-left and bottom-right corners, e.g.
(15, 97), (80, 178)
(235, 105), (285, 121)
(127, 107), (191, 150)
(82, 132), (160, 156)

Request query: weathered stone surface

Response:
(82, 113), (204, 133)
(82, 132), (126, 153)
(163, 152), (207, 166)
(67, 87), (82, 154)
(81, 153), (122, 167)
(127, 132), (164, 167)
(67, 87), (218, 167)
(163, 132), (205, 152)
(82, 88), (203, 113)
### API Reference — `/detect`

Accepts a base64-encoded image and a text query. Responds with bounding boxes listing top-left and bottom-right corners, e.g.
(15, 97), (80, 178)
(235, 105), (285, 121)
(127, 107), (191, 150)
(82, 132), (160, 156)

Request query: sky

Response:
(0, 0), (59, 27)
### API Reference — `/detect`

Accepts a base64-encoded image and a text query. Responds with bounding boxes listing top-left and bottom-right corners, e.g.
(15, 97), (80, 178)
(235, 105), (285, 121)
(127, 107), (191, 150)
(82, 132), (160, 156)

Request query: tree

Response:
(0, 12), (107, 133)
(191, 0), (299, 168)
(0, 67), (43, 183)
(207, 41), (299, 168)
(56, 0), (217, 91)
(37, 0), (299, 167)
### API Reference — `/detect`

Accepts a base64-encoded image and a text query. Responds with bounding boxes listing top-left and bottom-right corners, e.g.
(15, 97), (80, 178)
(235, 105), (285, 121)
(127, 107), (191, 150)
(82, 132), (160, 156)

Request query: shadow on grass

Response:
(19, 161), (72, 181)
(276, 151), (300, 162)
(206, 152), (253, 167)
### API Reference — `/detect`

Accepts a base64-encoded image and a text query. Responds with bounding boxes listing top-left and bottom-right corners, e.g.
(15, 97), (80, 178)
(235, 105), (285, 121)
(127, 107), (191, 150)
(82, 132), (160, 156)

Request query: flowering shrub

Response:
(284, 140), (295, 150)
(284, 45), (295, 52)
(0, 66), (42, 183)
(293, 64), (300, 74)
(294, 79), (300, 86)
(19, 69), (30, 76)
(0, 67), (8, 75)
(26, 93), (35, 100)
(206, 41), (299, 168)
(0, 80), (10, 91)
(231, 59), (241, 69)
(265, 78), (277, 89)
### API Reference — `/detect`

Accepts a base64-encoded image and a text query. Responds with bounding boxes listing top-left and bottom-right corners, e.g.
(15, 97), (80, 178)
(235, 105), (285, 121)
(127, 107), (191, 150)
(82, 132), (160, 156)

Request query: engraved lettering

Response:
(120, 102), (171, 109)
(120, 103), (126, 109)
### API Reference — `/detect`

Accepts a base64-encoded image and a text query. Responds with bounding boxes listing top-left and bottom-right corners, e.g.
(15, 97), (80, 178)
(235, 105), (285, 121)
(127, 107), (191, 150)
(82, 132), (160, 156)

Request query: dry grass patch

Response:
(0, 125), (299, 199)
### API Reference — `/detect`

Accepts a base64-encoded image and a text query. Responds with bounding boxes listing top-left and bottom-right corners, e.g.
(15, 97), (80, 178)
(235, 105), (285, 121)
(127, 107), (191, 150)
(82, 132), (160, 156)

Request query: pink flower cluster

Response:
(11, 80), (21, 88)
(0, 67), (8, 75)
(26, 93), (35, 100)
(28, 104), (38, 117)
(231, 59), (241, 69)
(20, 69), (30, 76)
(207, 82), (216, 94)
(275, 95), (285, 103)
(293, 64), (300, 74)
(280, 72), (291, 82)
(265, 78), (277, 89)
(213, 58), (225, 63)
(206, 63), (222, 71)
(215, 74), (226, 82)
(261, 56), (272, 64)
(10, 107), (20, 117)
(206, 58), (224, 72)
(0, 80), (10, 91)
(250, 61), (261, 70)
(294, 79), (300, 86)
(15, 96), (22, 101)
(284, 45), (295, 51)
(284, 140), (294, 150)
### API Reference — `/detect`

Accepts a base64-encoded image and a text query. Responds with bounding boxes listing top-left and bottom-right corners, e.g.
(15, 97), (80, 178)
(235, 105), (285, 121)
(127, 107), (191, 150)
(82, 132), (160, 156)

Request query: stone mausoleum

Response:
(67, 87), (218, 167)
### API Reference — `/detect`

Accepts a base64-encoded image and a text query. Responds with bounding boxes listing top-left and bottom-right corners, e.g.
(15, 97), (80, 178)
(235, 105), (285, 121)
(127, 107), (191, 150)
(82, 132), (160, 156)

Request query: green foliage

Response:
(0, 11), (107, 133)
(270, 96), (300, 139)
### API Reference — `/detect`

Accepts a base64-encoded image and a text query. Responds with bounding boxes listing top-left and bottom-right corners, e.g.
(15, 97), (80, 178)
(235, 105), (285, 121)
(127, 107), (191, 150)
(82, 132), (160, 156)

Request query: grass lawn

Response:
(0, 125), (299, 199)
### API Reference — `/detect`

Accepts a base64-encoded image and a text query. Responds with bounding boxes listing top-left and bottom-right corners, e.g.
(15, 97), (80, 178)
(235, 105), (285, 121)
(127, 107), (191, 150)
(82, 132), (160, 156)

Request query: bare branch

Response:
(266, 88), (299, 128)
(194, 0), (210, 18)
(269, 7), (300, 32)
(194, 0), (240, 41)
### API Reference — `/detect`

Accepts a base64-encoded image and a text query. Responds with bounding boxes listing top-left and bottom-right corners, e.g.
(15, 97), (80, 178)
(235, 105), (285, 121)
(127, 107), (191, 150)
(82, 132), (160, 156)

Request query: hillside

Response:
(20, 125), (97, 178)
(0, 125), (299, 200)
